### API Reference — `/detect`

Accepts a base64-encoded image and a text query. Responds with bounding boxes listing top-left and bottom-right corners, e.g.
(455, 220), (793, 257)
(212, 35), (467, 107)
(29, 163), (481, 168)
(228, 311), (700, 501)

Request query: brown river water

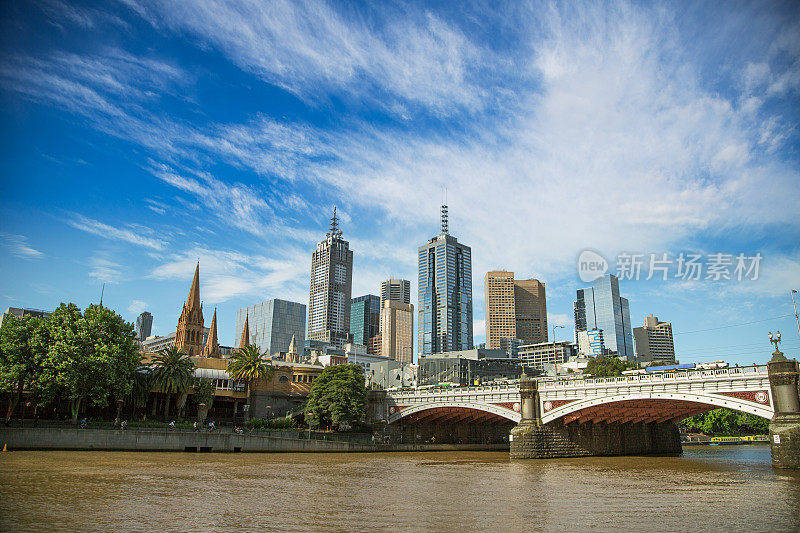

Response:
(1, 446), (798, 532)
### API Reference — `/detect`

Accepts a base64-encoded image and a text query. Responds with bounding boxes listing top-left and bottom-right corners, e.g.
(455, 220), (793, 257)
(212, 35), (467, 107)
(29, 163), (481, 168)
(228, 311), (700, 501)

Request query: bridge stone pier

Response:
(380, 357), (800, 466)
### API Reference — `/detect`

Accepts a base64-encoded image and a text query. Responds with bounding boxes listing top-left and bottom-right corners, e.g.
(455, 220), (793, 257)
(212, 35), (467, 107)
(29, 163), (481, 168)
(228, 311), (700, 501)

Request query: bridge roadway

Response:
(383, 365), (774, 426)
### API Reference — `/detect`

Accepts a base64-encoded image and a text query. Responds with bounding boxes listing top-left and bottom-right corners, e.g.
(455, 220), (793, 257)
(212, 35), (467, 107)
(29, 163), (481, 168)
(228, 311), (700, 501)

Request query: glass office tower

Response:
(573, 273), (634, 358)
(350, 294), (380, 345)
(418, 205), (473, 355)
(236, 299), (306, 356)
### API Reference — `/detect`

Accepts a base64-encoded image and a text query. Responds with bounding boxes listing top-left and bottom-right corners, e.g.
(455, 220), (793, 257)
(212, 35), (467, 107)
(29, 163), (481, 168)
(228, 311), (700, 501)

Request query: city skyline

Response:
(1, 1), (799, 364)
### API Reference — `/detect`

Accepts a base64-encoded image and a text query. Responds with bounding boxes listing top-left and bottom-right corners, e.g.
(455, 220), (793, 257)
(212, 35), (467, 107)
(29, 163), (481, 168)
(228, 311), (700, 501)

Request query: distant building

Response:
(634, 315), (676, 364)
(307, 208), (354, 349)
(418, 349), (522, 386)
(380, 277), (411, 306)
(367, 334), (382, 357)
(418, 205), (473, 355)
(135, 311), (153, 341)
(380, 299), (414, 363)
(518, 341), (578, 370)
(1, 307), (50, 327)
(370, 359), (417, 389)
(485, 271), (548, 349)
(142, 332), (176, 353)
(577, 329), (607, 357)
(236, 299), (306, 357)
(574, 274), (633, 359)
(350, 294), (380, 346)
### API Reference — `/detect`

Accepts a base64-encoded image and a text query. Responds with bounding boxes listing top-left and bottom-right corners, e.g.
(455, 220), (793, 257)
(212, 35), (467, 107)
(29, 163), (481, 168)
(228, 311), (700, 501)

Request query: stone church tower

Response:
(202, 308), (220, 358)
(175, 262), (205, 356)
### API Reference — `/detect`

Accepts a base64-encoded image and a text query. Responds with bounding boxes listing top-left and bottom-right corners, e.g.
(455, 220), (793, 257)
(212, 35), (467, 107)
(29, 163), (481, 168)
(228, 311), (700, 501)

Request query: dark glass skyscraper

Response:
(350, 294), (380, 345)
(574, 273), (634, 358)
(135, 311), (152, 341)
(418, 205), (473, 355)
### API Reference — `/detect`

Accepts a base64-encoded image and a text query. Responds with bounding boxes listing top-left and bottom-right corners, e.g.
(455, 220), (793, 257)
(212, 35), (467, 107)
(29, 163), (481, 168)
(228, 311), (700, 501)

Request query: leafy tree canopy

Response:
(682, 408), (769, 436)
(0, 314), (49, 422)
(305, 364), (367, 429)
(584, 356), (637, 377)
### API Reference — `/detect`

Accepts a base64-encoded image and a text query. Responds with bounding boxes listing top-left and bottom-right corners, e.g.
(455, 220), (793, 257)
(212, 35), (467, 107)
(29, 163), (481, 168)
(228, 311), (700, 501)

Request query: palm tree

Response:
(129, 364), (152, 419)
(227, 344), (274, 416)
(151, 346), (194, 420)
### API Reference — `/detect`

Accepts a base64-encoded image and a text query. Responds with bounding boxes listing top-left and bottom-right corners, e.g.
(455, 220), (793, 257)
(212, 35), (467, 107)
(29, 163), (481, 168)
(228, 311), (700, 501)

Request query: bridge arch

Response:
(541, 391), (774, 425)
(387, 401), (522, 425)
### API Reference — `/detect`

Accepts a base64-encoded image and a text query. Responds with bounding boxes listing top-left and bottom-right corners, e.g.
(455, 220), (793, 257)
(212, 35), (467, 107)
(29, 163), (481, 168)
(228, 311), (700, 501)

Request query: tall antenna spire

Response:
(99, 283), (105, 307)
(328, 206), (342, 238)
(440, 204), (448, 235)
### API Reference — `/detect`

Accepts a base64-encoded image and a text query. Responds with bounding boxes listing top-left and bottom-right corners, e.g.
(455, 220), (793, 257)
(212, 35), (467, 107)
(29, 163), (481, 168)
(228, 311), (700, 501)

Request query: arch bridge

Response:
(378, 360), (799, 467)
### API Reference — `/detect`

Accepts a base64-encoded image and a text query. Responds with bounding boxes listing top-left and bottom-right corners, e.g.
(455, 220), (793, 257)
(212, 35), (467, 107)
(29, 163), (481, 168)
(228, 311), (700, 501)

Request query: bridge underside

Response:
(561, 399), (714, 425)
(390, 407), (514, 445)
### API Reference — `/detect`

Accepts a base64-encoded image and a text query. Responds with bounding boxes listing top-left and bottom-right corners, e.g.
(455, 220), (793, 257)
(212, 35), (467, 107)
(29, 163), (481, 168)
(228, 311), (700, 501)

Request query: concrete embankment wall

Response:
(0, 428), (507, 453)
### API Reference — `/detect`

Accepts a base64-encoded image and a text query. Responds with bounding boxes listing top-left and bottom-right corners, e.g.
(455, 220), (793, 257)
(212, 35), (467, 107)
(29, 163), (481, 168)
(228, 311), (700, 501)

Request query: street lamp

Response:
(768, 331), (786, 362)
(552, 325), (565, 344)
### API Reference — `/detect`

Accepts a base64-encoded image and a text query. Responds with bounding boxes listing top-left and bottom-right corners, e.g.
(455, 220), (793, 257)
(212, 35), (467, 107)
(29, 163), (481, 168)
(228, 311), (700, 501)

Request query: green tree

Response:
(585, 356), (637, 377)
(227, 344), (274, 412)
(305, 365), (367, 429)
(192, 378), (215, 410)
(0, 315), (48, 424)
(736, 412), (769, 434)
(681, 408), (769, 436)
(39, 303), (139, 424)
(151, 346), (194, 420)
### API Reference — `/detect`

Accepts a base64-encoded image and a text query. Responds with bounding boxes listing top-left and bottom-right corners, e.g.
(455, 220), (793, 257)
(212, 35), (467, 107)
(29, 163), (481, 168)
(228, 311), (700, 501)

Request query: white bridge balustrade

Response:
(384, 366), (774, 426)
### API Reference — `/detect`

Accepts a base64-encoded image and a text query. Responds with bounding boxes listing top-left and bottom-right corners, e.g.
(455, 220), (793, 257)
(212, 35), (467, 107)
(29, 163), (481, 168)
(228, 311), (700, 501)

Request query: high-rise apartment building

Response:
(307, 208), (354, 349)
(135, 311), (153, 341)
(418, 205), (473, 355)
(485, 271), (547, 349)
(350, 294), (380, 346)
(236, 299), (306, 356)
(574, 273), (634, 359)
(381, 277), (411, 307)
(380, 299), (414, 363)
(633, 315), (676, 364)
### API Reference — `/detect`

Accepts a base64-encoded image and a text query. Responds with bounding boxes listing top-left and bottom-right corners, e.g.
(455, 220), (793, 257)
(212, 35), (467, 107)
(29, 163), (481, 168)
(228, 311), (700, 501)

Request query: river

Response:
(1, 446), (798, 532)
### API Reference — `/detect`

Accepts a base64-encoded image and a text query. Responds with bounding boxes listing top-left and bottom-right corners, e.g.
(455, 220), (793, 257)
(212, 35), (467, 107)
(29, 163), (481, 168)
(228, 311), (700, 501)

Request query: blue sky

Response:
(1, 0), (799, 364)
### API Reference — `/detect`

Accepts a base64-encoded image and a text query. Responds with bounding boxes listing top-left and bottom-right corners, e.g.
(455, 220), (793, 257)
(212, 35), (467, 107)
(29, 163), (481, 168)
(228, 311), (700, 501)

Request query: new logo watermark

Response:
(577, 251), (762, 282)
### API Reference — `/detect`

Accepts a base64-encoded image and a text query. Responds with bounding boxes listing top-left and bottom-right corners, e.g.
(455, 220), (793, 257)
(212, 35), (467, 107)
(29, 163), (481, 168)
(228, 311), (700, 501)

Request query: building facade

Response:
(418, 354), (522, 386)
(1, 307), (51, 327)
(573, 274), (634, 359)
(135, 311), (153, 341)
(380, 300), (414, 363)
(307, 208), (354, 349)
(633, 315), (676, 364)
(485, 271), (547, 349)
(350, 294), (380, 346)
(236, 299), (306, 356)
(380, 277), (411, 307)
(418, 205), (473, 356)
(517, 341), (578, 370)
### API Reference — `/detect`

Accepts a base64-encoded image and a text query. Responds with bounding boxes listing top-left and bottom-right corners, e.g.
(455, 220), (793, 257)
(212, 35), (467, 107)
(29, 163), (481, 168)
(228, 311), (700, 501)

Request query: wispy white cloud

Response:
(128, 299), (148, 315)
(88, 255), (123, 284)
(1, 233), (44, 260)
(67, 214), (167, 250)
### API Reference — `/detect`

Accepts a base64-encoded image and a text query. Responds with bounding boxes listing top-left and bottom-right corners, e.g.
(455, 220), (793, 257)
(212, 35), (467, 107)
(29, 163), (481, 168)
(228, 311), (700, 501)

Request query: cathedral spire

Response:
(202, 308), (220, 358)
(187, 261), (201, 311)
(288, 334), (297, 355)
(239, 313), (250, 349)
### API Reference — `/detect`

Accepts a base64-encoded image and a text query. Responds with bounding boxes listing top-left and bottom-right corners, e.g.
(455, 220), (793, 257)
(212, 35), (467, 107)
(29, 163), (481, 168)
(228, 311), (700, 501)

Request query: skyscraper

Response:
(236, 299), (306, 356)
(633, 315), (675, 364)
(574, 273), (634, 359)
(307, 208), (354, 349)
(485, 271), (547, 349)
(381, 277), (411, 307)
(418, 205), (473, 355)
(135, 311), (153, 341)
(350, 294), (380, 346)
(380, 299), (414, 363)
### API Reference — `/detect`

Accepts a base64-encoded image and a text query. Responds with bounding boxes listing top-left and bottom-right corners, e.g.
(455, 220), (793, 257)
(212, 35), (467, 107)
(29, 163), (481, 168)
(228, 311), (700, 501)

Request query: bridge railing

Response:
(538, 365), (769, 389)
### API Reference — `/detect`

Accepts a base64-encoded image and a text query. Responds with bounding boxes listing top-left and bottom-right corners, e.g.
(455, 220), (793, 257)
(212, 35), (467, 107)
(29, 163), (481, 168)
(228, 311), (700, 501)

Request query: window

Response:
(279, 376), (289, 383)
